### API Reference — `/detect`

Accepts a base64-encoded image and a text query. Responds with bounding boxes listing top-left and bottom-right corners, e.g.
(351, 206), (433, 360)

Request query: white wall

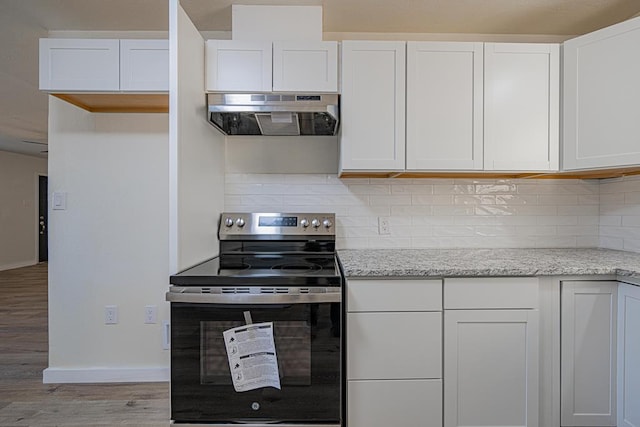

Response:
(45, 97), (170, 382)
(171, 0), (225, 273)
(225, 173), (601, 249)
(599, 175), (640, 252)
(0, 151), (47, 270)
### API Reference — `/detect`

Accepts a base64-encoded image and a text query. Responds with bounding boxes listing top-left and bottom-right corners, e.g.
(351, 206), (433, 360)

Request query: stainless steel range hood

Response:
(207, 93), (339, 136)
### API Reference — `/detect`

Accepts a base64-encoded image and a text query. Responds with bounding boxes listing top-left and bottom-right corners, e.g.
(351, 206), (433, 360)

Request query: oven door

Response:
(168, 290), (342, 426)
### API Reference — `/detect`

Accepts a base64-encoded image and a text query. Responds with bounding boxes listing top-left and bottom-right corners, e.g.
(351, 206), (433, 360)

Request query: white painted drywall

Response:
(46, 96), (170, 378)
(0, 151), (47, 271)
(171, 0), (225, 272)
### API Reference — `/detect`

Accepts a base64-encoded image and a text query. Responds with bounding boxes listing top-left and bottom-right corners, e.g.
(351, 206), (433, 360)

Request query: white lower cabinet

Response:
(348, 379), (442, 427)
(561, 281), (617, 427)
(617, 282), (640, 427)
(444, 309), (539, 427)
(443, 278), (540, 427)
(346, 279), (442, 427)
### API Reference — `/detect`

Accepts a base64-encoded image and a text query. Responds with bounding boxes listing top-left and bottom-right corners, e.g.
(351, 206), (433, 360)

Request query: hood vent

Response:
(207, 93), (339, 136)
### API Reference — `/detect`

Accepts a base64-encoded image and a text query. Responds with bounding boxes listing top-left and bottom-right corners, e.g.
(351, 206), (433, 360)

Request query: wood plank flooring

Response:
(0, 263), (170, 426)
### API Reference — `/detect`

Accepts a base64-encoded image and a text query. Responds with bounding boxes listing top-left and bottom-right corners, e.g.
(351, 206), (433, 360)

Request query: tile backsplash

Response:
(599, 175), (640, 252)
(225, 174), (602, 250)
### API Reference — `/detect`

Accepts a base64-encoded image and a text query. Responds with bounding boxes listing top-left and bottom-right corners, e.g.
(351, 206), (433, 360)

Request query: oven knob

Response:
(224, 217), (234, 227)
(300, 218), (309, 228)
(323, 219), (333, 229)
(236, 218), (245, 228)
(311, 218), (320, 228)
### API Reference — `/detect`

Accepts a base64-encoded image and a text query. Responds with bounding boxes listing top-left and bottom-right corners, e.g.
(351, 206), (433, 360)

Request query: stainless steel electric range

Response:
(167, 212), (343, 427)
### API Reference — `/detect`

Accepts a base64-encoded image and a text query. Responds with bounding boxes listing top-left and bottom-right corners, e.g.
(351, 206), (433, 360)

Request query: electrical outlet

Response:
(378, 216), (390, 235)
(144, 305), (157, 324)
(104, 305), (118, 324)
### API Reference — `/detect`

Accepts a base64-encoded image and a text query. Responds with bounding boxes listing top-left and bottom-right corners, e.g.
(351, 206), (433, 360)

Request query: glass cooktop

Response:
(170, 255), (343, 287)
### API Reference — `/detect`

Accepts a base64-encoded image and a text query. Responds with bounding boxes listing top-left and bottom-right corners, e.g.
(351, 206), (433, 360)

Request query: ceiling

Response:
(1, 0), (639, 159)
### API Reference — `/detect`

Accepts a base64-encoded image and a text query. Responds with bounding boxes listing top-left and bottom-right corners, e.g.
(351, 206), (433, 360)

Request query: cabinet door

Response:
(347, 311), (441, 380)
(484, 43), (559, 171)
(272, 41), (338, 92)
(406, 42), (483, 170)
(561, 281), (617, 427)
(563, 17), (640, 170)
(340, 41), (406, 171)
(205, 40), (272, 92)
(348, 379), (442, 427)
(617, 283), (640, 427)
(120, 40), (169, 91)
(444, 310), (539, 427)
(39, 39), (120, 91)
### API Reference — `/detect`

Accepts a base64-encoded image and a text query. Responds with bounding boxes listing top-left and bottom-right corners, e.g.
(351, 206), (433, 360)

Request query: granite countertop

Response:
(337, 248), (640, 279)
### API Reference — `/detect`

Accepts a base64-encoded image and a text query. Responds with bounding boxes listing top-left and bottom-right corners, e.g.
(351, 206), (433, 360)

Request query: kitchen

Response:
(2, 0), (640, 426)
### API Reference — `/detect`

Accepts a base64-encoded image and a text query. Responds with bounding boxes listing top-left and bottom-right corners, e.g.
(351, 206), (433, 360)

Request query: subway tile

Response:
(412, 195), (453, 205)
(475, 183), (517, 194)
(600, 215), (622, 226)
(369, 195), (412, 206)
(391, 184), (434, 194)
(557, 205), (599, 216)
(622, 216), (640, 227)
(413, 215), (455, 226)
(368, 236), (412, 248)
(495, 195), (538, 205)
(433, 184), (475, 194)
(599, 193), (625, 205)
(599, 236), (624, 250)
(391, 205), (432, 216)
(539, 194), (579, 205)
(433, 205), (475, 216)
(347, 184), (390, 195)
(454, 195), (496, 205)
(557, 225), (598, 236)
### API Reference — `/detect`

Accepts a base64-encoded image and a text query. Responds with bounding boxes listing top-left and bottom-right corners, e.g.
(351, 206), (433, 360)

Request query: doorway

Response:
(38, 175), (48, 262)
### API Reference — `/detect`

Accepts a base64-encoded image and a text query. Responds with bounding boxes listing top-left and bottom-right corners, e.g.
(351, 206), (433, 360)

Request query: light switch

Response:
(52, 192), (67, 210)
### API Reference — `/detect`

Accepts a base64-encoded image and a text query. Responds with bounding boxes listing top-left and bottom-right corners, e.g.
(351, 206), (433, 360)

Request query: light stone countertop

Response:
(337, 248), (640, 279)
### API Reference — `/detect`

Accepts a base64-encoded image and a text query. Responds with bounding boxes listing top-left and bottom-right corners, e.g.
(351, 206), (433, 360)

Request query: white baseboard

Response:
(0, 259), (37, 272)
(43, 367), (169, 384)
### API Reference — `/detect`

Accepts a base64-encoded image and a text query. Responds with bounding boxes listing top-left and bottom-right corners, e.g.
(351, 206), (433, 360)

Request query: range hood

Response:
(207, 93), (339, 136)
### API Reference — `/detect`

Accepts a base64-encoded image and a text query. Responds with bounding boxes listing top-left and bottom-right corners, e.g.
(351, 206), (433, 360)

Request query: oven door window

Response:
(171, 302), (341, 424)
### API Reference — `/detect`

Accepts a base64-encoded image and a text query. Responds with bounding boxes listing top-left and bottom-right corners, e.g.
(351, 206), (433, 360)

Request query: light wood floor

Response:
(0, 263), (170, 426)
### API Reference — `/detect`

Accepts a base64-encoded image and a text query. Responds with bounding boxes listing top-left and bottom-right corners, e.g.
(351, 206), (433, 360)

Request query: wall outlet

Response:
(144, 305), (157, 324)
(378, 216), (391, 235)
(104, 305), (118, 324)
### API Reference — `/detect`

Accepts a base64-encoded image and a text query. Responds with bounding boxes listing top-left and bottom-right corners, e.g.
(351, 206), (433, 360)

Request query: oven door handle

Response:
(166, 291), (341, 304)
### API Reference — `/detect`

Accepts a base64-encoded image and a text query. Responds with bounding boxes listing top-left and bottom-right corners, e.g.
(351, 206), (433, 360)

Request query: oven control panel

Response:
(219, 212), (335, 238)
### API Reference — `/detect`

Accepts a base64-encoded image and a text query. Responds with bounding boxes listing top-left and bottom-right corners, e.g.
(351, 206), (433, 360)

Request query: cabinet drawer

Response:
(347, 279), (442, 312)
(445, 277), (539, 309)
(347, 311), (441, 380)
(348, 379), (442, 427)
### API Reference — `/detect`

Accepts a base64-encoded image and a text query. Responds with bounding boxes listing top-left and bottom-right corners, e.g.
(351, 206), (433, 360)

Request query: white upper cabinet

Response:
(484, 43), (559, 171)
(406, 42), (484, 170)
(205, 40), (272, 92)
(40, 38), (169, 92)
(205, 40), (338, 93)
(563, 16), (640, 171)
(340, 41), (406, 171)
(120, 39), (169, 91)
(273, 41), (338, 92)
(40, 39), (120, 91)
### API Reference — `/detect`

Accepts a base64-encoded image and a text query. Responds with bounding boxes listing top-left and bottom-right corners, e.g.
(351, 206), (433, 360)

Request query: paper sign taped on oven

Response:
(223, 322), (281, 392)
